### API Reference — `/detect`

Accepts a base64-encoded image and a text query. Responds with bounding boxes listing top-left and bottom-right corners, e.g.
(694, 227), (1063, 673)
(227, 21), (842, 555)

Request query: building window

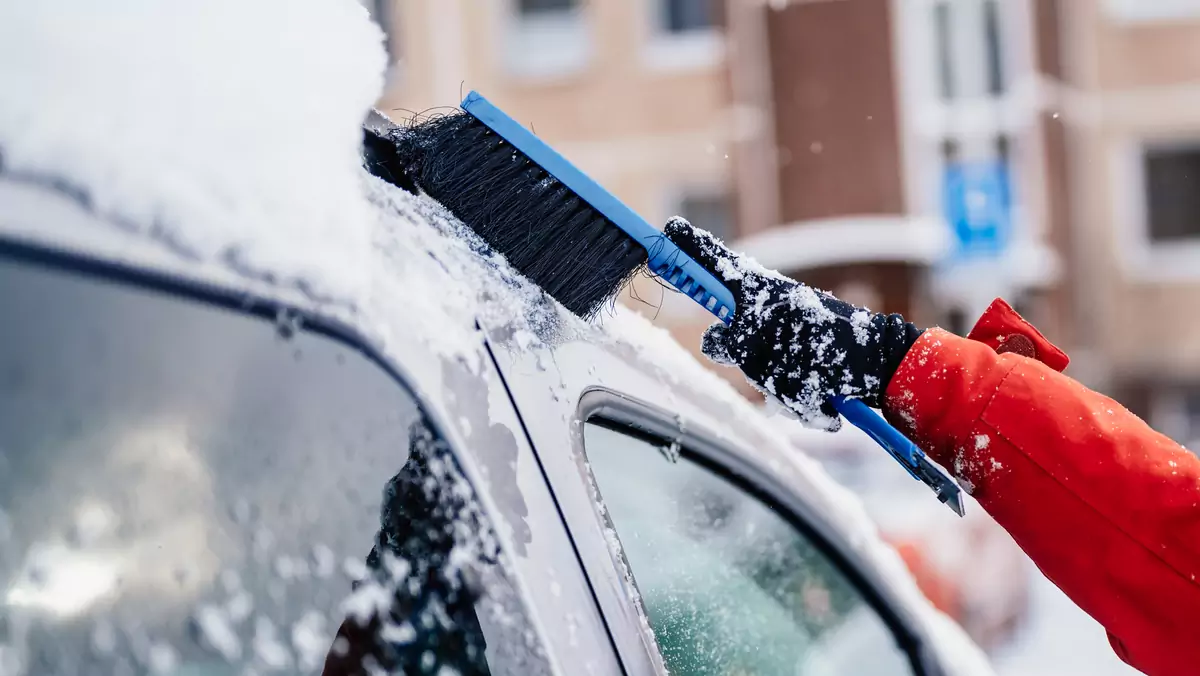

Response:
(506, 0), (590, 80)
(934, 2), (955, 100)
(995, 134), (1010, 162)
(941, 138), (961, 163)
(646, 0), (724, 71)
(984, 0), (1005, 95)
(662, 0), (718, 33)
(1149, 384), (1200, 453)
(1185, 388), (1200, 452)
(945, 308), (968, 336)
(678, 192), (733, 242)
(518, 0), (576, 13)
(1144, 145), (1200, 242)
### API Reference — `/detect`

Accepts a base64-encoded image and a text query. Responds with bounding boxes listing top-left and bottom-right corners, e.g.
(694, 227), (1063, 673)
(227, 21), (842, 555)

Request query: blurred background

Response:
(367, 0), (1200, 672)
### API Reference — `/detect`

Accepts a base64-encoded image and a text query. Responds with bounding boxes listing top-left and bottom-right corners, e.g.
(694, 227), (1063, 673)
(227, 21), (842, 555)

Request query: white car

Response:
(0, 2), (994, 675)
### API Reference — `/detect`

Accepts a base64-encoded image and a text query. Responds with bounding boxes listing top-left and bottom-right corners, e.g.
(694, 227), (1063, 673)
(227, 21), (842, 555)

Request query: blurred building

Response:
(1041, 0), (1200, 446)
(369, 0), (1200, 448)
(658, 0), (1066, 397)
(370, 0), (733, 244)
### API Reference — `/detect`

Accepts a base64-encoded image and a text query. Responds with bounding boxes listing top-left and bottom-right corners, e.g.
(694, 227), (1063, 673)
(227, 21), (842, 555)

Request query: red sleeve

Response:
(884, 299), (1200, 676)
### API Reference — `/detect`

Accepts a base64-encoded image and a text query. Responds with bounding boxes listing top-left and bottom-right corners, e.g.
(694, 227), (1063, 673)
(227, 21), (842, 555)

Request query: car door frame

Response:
(483, 325), (946, 676)
(576, 386), (937, 676)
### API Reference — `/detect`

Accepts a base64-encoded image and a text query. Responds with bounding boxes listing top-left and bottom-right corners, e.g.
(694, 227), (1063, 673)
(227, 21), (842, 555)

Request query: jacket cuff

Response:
(883, 329), (1015, 467)
(966, 298), (1069, 373)
(883, 298), (1068, 468)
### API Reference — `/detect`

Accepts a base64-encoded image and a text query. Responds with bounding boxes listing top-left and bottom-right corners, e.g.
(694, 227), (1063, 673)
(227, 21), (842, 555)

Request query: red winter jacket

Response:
(884, 299), (1200, 676)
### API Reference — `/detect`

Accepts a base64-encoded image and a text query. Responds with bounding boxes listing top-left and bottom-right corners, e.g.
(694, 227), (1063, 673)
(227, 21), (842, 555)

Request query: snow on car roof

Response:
(0, 2), (993, 673)
(0, 0), (384, 303)
(0, 0), (570, 372)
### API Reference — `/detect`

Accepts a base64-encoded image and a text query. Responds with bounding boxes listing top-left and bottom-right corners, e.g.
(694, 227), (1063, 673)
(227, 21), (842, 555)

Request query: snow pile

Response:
(0, 0), (386, 301)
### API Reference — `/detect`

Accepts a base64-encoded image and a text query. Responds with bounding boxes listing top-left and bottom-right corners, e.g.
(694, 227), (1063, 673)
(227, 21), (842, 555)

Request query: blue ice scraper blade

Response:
(832, 396), (965, 516)
(461, 91), (964, 516)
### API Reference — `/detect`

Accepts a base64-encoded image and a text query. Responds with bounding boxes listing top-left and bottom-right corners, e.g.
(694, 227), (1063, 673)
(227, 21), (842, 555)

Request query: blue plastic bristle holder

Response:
(460, 91), (963, 515)
(460, 91), (735, 319)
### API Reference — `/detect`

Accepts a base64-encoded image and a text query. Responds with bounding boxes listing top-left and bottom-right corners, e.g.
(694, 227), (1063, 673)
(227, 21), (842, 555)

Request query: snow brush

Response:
(364, 92), (964, 516)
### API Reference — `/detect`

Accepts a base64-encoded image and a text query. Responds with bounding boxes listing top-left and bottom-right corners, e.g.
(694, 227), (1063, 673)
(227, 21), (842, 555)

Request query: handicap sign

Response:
(943, 160), (1011, 259)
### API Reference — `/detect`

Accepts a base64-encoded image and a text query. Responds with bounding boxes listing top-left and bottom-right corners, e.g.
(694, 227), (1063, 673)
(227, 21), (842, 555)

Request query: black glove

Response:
(663, 217), (923, 431)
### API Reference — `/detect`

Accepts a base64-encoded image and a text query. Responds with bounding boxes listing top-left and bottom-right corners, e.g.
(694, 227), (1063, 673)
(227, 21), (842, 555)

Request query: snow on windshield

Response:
(0, 0), (385, 302)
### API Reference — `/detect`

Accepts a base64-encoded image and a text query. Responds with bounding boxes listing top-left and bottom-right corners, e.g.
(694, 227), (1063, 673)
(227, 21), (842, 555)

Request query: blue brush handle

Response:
(460, 91), (962, 514)
(462, 91), (736, 321)
(830, 396), (922, 478)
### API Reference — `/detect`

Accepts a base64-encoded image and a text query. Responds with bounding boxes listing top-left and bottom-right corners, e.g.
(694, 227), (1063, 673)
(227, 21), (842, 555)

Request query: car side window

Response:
(0, 253), (551, 676)
(583, 421), (918, 676)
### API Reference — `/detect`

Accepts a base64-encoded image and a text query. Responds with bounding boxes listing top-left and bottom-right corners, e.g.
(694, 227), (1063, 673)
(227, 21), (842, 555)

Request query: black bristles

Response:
(371, 112), (648, 319)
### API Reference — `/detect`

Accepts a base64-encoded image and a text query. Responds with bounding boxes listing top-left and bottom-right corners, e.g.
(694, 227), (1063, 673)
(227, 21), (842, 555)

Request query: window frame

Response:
(933, 0), (955, 101)
(665, 183), (735, 243)
(642, 0), (725, 72)
(0, 232), (566, 676)
(1111, 135), (1200, 281)
(1143, 142), (1200, 243)
(982, 0), (1005, 96)
(503, 0), (592, 82)
(575, 387), (931, 676)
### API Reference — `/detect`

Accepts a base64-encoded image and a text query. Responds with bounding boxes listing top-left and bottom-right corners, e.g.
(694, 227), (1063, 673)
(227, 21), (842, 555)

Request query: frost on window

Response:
(583, 422), (917, 675)
(0, 255), (549, 675)
(326, 421), (501, 675)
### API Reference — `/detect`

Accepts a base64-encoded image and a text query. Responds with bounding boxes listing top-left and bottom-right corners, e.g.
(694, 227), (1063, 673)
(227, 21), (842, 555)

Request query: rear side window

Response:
(0, 253), (551, 676)
(583, 421), (917, 676)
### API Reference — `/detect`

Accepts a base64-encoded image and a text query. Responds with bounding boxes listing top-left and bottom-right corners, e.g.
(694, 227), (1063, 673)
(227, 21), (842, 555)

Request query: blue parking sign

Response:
(943, 160), (1011, 259)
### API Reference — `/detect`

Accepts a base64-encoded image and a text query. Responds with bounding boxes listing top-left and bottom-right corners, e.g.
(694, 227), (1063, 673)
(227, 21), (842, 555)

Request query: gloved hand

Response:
(663, 217), (923, 431)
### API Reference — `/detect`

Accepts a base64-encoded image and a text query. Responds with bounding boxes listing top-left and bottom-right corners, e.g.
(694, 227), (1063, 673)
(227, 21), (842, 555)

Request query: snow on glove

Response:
(663, 217), (924, 431)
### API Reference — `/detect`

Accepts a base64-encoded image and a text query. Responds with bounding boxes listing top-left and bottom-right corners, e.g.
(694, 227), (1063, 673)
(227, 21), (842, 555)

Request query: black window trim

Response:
(576, 387), (934, 676)
(0, 237), (373, 360)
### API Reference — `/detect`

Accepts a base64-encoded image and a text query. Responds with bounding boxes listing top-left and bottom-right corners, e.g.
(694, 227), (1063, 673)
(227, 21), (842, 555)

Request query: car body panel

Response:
(480, 313), (942, 675)
(0, 168), (974, 675)
(0, 177), (623, 675)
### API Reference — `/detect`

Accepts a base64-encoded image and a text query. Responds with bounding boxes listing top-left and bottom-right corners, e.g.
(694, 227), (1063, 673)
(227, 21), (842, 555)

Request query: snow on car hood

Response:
(0, 2), (993, 673)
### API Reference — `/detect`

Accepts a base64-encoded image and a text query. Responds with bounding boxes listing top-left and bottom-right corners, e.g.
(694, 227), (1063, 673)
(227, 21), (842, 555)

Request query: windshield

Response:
(0, 252), (548, 676)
